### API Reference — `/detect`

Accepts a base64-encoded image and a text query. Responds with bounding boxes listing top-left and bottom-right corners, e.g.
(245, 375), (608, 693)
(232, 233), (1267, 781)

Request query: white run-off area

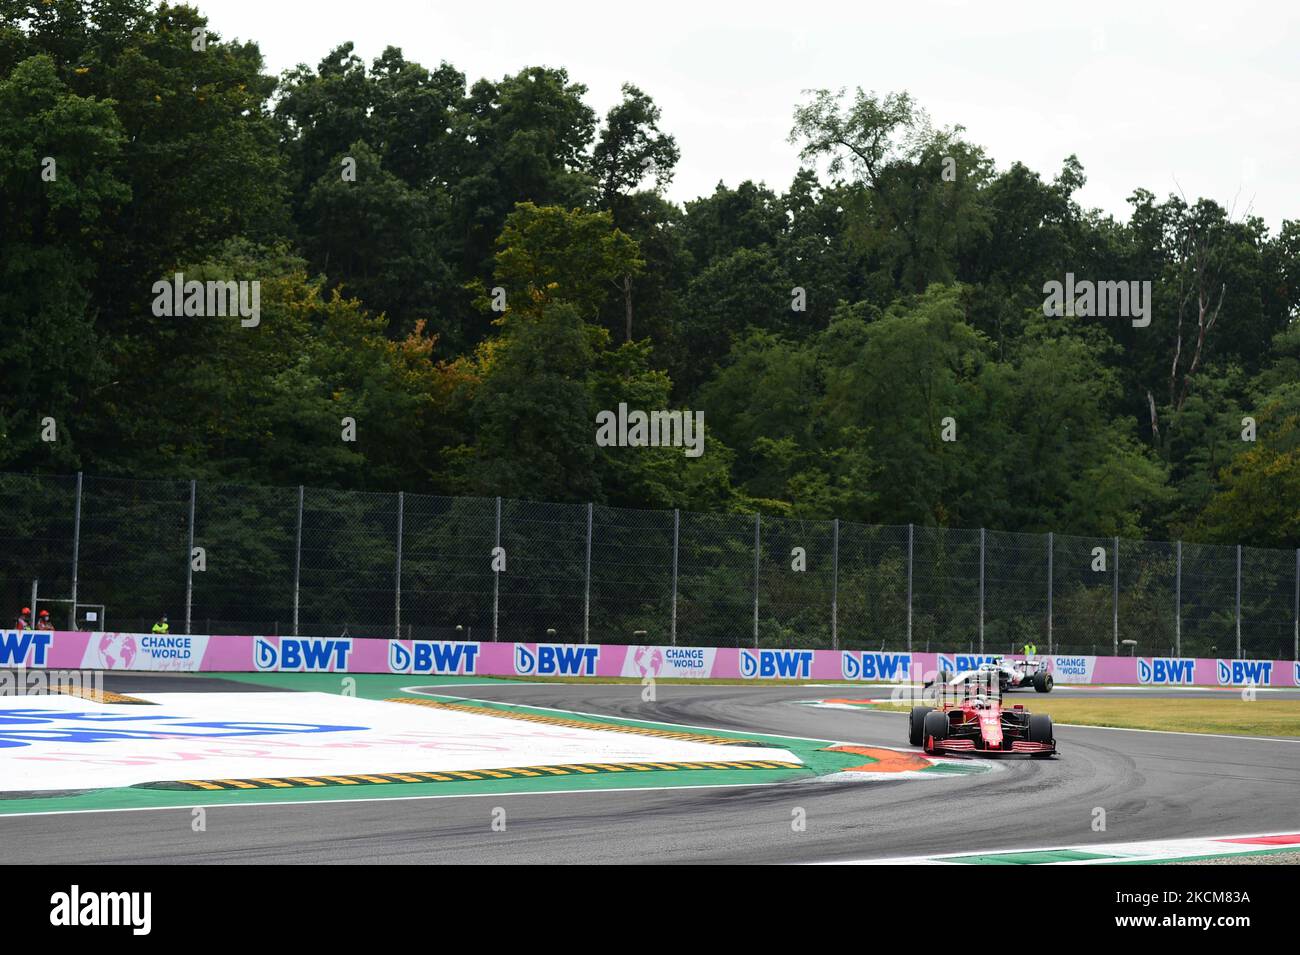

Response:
(0, 692), (800, 791)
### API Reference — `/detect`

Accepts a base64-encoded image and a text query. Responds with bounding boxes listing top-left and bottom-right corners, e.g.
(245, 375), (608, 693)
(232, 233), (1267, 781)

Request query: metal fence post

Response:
(752, 513), (761, 648)
(293, 485), (303, 636)
(1112, 535), (1119, 655)
(1175, 540), (1182, 657)
(69, 472), (82, 630)
(493, 496), (501, 642)
(671, 508), (679, 646)
(1235, 543), (1242, 658)
(906, 523), (914, 652)
(831, 518), (839, 651)
(583, 502), (592, 644)
(978, 527), (985, 653)
(394, 491), (404, 639)
(1046, 531), (1053, 656)
(185, 479), (196, 636)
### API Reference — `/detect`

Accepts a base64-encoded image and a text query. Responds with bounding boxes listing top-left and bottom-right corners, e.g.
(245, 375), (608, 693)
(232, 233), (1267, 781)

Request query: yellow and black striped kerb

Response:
(138, 760), (803, 791)
(386, 697), (765, 746)
(54, 686), (151, 704)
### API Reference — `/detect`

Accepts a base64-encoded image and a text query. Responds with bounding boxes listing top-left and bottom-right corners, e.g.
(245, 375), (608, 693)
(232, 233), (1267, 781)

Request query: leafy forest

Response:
(4, 0), (1300, 554)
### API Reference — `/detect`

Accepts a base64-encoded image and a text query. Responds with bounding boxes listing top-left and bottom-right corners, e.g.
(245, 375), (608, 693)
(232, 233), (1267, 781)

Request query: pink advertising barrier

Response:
(3, 631), (1297, 688)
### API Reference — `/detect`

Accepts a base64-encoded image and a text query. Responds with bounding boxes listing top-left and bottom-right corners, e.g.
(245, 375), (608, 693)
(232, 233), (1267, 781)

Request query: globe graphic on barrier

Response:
(97, 633), (138, 669)
(632, 645), (663, 677)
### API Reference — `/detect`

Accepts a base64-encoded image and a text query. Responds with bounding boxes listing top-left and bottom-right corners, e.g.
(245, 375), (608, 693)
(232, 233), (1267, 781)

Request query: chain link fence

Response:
(1, 470), (1297, 660)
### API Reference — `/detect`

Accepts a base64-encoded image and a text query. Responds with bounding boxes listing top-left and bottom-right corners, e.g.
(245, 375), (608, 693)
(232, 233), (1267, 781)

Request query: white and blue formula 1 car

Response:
(928, 656), (1054, 693)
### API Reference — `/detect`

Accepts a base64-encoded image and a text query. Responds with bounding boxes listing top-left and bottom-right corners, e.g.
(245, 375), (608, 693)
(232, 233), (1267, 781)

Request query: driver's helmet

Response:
(970, 695), (989, 710)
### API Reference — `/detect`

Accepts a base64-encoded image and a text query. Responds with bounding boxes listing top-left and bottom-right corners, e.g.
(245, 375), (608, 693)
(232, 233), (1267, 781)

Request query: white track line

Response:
(1054, 722), (1300, 744)
(829, 830), (1300, 865)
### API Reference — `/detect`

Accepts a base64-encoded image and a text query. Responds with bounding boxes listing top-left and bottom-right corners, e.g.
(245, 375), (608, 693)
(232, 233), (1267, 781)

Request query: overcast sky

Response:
(200, 0), (1299, 229)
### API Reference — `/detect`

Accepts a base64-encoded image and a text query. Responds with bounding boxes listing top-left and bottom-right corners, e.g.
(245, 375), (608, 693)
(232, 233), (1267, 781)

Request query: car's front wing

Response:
(927, 737), (1055, 755)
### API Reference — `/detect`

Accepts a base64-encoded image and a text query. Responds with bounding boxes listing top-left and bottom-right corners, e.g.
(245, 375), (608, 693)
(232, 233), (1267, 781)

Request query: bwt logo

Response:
(0, 631), (53, 667)
(1137, 657), (1195, 685)
(739, 649), (813, 679)
(841, 651), (911, 681)
(389, 641), (480, 675)
(254, 637), (352, 672)
(938, 654), (999, 674)
(514, 644), (599, 677)
(1217, 659), (1274, 686)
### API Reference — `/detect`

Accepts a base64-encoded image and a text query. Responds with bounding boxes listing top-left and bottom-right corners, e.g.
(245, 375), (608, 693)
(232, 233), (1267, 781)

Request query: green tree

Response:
(791, 88), (992, 294)
(454, 67), (597, 278)
(0, 53), (129, 470)
(490, 202), (642, 321)
(677, 247), (792, 395)
(591, 83), (679, 341)
(300, 139), (452, 336)
(1197, 406), (1300, 548)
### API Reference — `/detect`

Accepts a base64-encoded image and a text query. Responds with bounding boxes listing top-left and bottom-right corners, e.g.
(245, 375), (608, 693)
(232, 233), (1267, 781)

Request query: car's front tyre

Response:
(909, 706), (933, 746)
(1028, 713), (1053, 744)
(922, 710), (949, 752)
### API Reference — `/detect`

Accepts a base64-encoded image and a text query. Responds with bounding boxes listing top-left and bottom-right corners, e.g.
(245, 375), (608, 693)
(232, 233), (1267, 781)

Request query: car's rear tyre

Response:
(1033, 671), (1053, 693)
(924, 670), (953, 689)
(1027, 713), (1053, 744)
(909, 706), (933, 746)
(923, 710), (949, 750)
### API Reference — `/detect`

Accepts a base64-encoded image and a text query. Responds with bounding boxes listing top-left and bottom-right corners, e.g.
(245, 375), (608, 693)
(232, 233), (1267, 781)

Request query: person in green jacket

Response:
(152, 615), (169, 634)
(1022, 642), (1037, 659)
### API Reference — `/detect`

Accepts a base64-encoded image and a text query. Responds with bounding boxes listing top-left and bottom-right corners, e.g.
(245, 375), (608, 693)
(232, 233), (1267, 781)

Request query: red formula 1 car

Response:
(908, 695), (1056, 757)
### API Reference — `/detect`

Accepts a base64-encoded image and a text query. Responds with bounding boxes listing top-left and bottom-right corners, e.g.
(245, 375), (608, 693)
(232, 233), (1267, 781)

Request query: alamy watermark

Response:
(0, 667), (104, 697)
(1042, 273), (1151, 328)
(151, 272), (261, 327)
(595, 403), (705, 457)
(50, 885), (151, 935)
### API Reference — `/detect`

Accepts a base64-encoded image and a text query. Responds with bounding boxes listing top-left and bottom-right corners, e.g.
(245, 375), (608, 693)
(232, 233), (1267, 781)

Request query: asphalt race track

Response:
(2, 677), (1299, 864)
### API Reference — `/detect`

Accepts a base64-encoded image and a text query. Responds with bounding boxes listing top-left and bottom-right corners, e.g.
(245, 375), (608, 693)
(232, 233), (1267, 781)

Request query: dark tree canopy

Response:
(2, 6), (1298, 548)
